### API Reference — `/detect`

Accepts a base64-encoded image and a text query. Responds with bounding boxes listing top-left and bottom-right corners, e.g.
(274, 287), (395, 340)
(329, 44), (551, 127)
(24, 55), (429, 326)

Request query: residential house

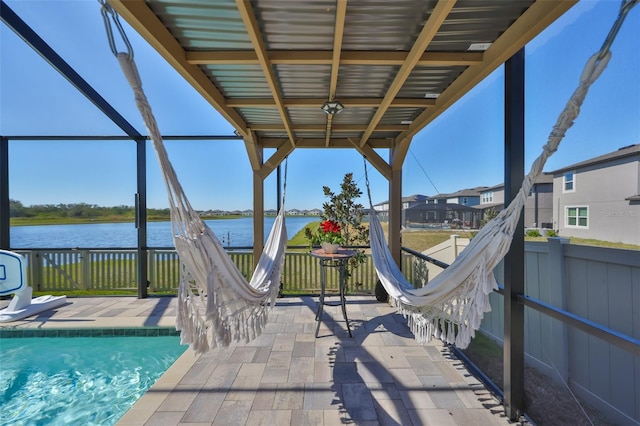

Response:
(476, 184), (505, 220)
(476, 176), (553, 229)
(550, 143), (640, 245)
(525, 174), (554, 229)
(373, 194), (427, 221)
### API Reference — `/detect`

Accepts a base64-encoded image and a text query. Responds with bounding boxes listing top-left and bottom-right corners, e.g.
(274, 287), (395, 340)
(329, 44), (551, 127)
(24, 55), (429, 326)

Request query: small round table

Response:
(310, 248), (355, 338)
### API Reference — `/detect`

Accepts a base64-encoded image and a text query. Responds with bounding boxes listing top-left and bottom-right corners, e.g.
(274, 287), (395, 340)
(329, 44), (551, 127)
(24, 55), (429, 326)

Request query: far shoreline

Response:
(9, 214), (316, 227)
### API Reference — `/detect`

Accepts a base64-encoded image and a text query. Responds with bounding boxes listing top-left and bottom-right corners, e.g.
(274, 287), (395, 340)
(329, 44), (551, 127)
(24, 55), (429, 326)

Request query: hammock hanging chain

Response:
(99, 0), (133, 59)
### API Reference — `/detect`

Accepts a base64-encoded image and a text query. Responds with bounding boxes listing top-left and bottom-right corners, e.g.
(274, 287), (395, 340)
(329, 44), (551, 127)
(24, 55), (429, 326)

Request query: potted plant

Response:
(307, 219), (344, 253)
(305, 173), (370, 285)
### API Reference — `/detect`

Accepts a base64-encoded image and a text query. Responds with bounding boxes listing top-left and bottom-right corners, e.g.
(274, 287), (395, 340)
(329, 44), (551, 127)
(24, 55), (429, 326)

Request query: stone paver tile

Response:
(263, 321), (287, 334)
(284, 322), (306, 334)
(157, 384), (201, 412)
(359, 332), (386, 347)
(380, 333), (410, 347)
(389, 368), (422, 390)
(332, 361), (360, 383)
(272, 333), (296, 351)
(408, 408), (458, 426)
(355, 361), (395, 384)
(343, 346), (379, 363)
(399, 388), (436, 410)
(212, 400), (253, 425)
(288, 356), (315, 383)
(144, 410), (185, 426)
(244, 409), (292, 426)
(418, 375), (466, 409)
(373, 398), (413, 426)
(272, 383), (304, 409)
(205, 363), (241, 390)
(293, 341), (315, 357)
(450, 407), (512, 425)
(179, 362), (217, 386)
(295, 332), (316, 342)
(226, 374), (261, 401)
(369, 382), (401, 401)
(341, 382), (377, 421)
(252, 346), (272, 363)
(290, 409), (324, 425)
(243, 332), (277, 347)
(238, 362), (265, 377)
(407, 356), (441, 376)
(181, 391), (226, 423)
(261, 367), (290, 384)
(251, 383), (277, 410)
(436, 359), (468, 383)
(454, 387), (487, 409)
(227, 346), (257, 363)
(304, 382), (342, 410)
(267, 350), (292, 369)
(315, 342), (344, 362)
(378, 347), (411, 368)
(314, 361), (332, 382)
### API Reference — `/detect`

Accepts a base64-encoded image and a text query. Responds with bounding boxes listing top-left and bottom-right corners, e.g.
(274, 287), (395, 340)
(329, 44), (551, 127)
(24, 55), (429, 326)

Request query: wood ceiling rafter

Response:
(249, 124), (409, 132)
(359, 0), (456, 148)
(325, 0), (347, 147)
(394, 0), (577, 146)
(348, 138), (391, 181)
(226, 98), (435, 108)
(235, 0), (296, 149)
(260, 138), (390, 149)
(243, 129), (262, 171)
(108, 0), (248, 136)
(186, 50), (484, 66)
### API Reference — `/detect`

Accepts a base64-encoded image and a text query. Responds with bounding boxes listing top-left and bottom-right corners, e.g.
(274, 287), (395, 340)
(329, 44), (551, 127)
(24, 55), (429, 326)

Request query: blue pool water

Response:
(0, 335), (187, 425)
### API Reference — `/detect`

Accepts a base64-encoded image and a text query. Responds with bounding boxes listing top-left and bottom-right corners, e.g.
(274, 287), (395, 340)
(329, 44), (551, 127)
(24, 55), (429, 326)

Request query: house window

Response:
(482, 192), (493, 203)
(563, 172), (575, 192)
(566, 206), (588, 228)
(461, 197), (468, 205)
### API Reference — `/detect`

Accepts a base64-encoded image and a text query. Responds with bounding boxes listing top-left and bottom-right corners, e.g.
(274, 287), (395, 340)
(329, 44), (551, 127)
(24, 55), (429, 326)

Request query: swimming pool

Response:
(0, 333), (187, 425)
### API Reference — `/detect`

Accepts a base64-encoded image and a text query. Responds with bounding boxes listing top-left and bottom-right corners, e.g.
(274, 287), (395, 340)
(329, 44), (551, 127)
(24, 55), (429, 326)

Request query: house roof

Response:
(549, 143), (640, 175)
(431, 186), (488, 199)
(107, 0), (575, 178)
(406, 202), (476, 212)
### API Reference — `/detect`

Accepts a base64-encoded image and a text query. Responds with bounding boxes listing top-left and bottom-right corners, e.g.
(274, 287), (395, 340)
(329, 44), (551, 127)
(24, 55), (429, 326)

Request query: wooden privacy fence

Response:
(13, 248), (429, 294)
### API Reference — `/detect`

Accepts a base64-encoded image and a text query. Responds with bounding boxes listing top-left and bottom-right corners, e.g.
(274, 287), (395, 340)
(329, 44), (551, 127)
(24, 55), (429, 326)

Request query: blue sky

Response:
(1, 1), (638, 211)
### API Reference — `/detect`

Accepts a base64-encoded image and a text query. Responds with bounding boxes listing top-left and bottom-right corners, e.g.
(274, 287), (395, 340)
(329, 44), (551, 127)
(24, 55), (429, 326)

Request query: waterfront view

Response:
(9, 216), (315, 249)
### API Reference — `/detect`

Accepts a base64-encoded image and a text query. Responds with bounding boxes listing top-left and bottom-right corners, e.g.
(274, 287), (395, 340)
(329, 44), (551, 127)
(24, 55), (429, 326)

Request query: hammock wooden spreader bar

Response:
(101, 2), (288, 353)
(368, 0), (636, 349)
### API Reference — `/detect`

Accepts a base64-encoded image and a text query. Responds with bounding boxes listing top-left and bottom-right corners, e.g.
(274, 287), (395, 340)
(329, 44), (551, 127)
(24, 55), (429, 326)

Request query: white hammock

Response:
(114, 53), (287, 354)
(369, 33), (617, 349)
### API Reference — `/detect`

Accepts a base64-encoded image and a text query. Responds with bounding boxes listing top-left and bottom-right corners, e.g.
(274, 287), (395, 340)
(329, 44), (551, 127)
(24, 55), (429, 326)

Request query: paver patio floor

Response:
(0, 295), (522, 425)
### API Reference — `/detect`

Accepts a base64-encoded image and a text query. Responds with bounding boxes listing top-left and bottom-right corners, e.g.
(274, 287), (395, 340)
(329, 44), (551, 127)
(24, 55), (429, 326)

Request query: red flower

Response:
(321, 220), (340, 234)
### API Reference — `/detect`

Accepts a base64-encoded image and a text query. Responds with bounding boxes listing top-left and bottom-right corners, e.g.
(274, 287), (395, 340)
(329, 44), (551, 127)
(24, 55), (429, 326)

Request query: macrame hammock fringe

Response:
(369, 44), (613, 350)
(115, 54), (287, 354)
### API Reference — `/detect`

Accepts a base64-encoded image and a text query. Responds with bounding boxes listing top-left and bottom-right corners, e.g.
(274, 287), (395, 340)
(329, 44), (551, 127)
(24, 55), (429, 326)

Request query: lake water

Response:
(9, 216), (316, 249)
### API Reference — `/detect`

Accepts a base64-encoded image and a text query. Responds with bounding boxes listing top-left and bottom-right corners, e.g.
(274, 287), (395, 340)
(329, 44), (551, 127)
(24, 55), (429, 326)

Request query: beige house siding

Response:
(553, 155), (640, 245)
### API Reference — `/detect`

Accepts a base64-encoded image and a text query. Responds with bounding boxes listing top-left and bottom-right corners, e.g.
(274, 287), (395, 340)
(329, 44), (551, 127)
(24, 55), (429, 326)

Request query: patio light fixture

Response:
(321, 100), (344, 115)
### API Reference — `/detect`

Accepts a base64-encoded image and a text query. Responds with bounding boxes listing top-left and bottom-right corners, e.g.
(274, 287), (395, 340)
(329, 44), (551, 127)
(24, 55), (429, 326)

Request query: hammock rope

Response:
(364, 0), (636, 349)
(100, 1), (288, 353)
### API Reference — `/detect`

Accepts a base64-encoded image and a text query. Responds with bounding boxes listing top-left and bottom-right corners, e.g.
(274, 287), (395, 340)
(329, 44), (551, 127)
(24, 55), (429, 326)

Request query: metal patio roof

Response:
(108, 0), (576, 178)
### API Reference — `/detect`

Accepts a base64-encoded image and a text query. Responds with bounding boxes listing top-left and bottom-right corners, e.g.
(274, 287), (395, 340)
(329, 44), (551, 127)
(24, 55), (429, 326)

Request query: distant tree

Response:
(9, 199), (29, 217)
(479, 208), (498, 228)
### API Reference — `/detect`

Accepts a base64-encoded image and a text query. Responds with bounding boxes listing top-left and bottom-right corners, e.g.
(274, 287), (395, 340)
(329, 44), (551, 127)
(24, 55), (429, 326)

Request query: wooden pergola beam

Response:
(226, 98), (436, 108)
(359, 0), (455, 147)
(108, 0), (248, 136)
(235, 0), (296, 148)
(186, 50), (483, 66)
